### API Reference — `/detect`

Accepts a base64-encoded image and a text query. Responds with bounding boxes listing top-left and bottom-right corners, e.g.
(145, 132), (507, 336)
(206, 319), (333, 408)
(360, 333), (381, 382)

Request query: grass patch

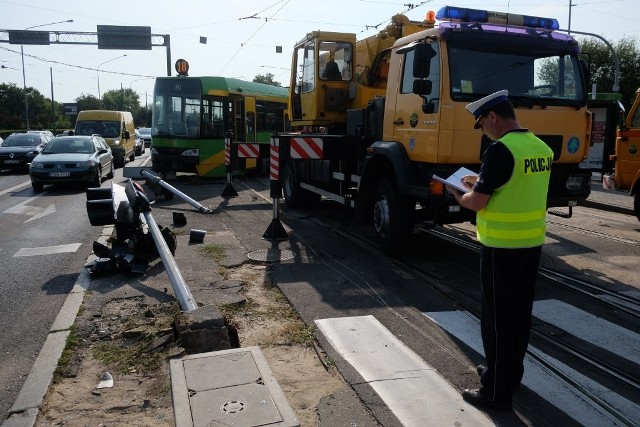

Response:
(53, 326), (79, 382)
(93, 337), (164, 374)
(219, 299), (259, 318)
(200, 244), (226, 262)
(280, 321), (315, 346)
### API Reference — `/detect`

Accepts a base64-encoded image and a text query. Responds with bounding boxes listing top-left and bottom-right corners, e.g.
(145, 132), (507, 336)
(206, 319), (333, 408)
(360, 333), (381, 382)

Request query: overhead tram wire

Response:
(0, 46), (154, 79)
(218, 0), (291, 74)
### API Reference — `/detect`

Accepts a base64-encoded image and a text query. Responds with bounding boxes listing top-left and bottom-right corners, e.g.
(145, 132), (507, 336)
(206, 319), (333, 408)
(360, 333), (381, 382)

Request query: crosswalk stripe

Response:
(425, 309), (639, 426)
(13, 243), (82, 257)
(316, 315), (494, 426)
(533, 299), (640, 365)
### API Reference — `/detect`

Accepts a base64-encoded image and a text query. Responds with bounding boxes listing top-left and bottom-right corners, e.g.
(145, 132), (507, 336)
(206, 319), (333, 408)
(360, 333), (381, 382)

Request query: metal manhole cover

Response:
(247, 249), (295, 262)
(221, 400), (246, 414)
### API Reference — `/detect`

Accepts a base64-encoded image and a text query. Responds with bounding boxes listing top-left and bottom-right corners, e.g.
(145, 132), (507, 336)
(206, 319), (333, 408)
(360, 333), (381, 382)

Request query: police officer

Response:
(446, 89), (553, 412)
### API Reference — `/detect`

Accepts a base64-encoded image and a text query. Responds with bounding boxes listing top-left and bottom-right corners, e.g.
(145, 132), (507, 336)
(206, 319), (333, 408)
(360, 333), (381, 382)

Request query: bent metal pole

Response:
(142, 210), (197, 312)
(140, 169), (210, 213)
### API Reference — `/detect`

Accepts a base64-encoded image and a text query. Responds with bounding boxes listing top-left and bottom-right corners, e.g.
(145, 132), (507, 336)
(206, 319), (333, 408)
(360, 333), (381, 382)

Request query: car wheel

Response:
(32, 181), (43, 192)
(106, 162), (114, 179)
(129, 150), (135, 162)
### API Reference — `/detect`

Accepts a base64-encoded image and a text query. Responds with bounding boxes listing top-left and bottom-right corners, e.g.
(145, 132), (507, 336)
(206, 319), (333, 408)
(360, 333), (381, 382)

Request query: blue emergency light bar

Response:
(436, 5), (560, 31)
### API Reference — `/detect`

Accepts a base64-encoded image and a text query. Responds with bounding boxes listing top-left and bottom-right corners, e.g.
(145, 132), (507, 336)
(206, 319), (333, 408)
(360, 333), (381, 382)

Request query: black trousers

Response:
(479, 245), (541, 404)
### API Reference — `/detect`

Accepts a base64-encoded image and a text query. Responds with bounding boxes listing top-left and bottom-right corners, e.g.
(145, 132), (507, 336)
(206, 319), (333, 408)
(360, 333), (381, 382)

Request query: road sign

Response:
(8, 30), (50, 45)
(97, 25), (152, 50)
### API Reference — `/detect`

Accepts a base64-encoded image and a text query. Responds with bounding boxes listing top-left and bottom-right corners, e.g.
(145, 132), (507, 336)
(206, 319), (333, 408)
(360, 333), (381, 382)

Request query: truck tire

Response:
(282, 161), (320, 208)
(634, 192), (640, 222)
(373, 177), (412, 254)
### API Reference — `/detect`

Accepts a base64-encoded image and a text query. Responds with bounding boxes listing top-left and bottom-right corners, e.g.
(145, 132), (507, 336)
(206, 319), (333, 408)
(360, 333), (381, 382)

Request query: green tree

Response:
(0, 83), (52, 131)
(75, 93), (101, 111)
(577, 35), (640, 108)
(253, 73), (281, 86)
(0, 83), (26, 130)
(102, 88), (140, 112)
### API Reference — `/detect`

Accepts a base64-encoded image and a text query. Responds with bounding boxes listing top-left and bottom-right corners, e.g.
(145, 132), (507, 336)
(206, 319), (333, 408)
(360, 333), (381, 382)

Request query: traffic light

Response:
(85, 180), (176, 274)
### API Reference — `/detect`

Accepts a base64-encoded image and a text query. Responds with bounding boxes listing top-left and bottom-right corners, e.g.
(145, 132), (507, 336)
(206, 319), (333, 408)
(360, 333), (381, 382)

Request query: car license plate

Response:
(49, 171), (70, 177)
(4, 159), (20, 164)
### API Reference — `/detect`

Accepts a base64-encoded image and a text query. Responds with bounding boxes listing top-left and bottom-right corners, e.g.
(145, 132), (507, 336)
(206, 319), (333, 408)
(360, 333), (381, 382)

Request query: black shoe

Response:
(476, 365), (521, 392)
(462, 388), (512, 412)
(476, 364), (487, 377)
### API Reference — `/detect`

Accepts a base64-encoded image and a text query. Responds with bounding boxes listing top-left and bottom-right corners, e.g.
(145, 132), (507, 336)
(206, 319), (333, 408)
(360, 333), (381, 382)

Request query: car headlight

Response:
(26, 151), (37, 158)
(77, 160), (97, 168)
(31, 162), (43, 169)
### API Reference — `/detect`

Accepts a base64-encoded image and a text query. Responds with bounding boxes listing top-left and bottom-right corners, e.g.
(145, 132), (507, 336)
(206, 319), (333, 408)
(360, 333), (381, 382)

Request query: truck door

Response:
(617, 94), (640, 191)
(391, 42), (441, 164)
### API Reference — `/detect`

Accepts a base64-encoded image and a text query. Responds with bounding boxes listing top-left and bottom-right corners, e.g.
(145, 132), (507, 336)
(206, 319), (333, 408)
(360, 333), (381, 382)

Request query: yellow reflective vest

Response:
(476, 131), (553, 248)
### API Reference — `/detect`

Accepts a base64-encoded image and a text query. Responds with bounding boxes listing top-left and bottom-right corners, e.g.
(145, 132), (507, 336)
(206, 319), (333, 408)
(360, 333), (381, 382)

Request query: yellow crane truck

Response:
(278, 5), (593, 253)
(603, 88), (640, 221)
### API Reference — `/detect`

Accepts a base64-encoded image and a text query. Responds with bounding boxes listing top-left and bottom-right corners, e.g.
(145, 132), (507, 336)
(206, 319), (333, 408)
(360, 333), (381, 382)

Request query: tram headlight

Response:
(181, 149), (199, 157)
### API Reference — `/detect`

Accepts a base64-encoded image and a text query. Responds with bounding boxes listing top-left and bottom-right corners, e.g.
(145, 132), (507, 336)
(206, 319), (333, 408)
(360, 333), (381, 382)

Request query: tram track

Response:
(240, 176), (639, 425)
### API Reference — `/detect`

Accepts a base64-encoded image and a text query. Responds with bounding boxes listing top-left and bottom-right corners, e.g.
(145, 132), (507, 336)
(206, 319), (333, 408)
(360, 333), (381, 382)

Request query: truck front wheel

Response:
(373, 178), (412, 254)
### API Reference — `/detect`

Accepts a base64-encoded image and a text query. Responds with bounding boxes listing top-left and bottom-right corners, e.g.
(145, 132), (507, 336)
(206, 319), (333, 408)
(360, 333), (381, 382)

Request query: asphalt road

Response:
(0, 169), (108, 420)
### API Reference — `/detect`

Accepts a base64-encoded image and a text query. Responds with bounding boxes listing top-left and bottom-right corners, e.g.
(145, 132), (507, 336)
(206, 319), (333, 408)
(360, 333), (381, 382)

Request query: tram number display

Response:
(175, 59), (189, 76)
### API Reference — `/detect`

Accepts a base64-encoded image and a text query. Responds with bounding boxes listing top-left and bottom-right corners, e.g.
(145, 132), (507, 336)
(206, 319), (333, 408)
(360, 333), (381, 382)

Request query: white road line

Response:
(13, 243), (82, 257)
(533, 299), (640, 365)
(0, 180), (31, 198)
(315, 315), (494, 426)
(425, 310), (639, 426)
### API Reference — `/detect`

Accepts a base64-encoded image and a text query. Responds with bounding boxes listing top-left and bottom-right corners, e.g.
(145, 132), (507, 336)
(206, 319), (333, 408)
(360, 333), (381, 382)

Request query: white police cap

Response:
(465, 89), (509, 128)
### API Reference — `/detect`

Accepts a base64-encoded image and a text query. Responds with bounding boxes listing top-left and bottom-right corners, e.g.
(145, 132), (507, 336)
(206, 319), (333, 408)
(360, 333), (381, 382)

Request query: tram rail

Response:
(239, 175), (640, 425)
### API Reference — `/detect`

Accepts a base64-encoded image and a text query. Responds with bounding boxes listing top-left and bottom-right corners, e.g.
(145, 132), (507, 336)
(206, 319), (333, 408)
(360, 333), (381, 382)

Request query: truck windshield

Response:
(448, 45), (585, 107)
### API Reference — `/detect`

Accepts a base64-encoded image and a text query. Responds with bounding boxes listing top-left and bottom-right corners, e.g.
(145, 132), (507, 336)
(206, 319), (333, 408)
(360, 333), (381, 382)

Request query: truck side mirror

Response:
(413, 44), (436, 79)
(413, 80), (432, 96)
(617, 100), (627, 132)
(123, 130), (131, 140)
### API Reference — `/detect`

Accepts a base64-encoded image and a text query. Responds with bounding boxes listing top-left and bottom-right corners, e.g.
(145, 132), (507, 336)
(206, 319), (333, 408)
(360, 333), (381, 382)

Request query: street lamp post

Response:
(20, 19), (73, 130)
(97, 54), (127, 109)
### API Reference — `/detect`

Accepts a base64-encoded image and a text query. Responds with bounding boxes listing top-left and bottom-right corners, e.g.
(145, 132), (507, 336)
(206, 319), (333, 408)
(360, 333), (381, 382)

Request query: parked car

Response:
(56, 130), (74, 137)
(0, 132), (52, 171)
(28, 130), (55, 140)
(29, 135), (114, 192)
(134, 130), (146, 155)
(137, 127), (152, 147)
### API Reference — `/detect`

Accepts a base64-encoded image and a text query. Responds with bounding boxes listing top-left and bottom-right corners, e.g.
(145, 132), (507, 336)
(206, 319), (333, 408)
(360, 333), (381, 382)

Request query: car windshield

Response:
(2, 134), (41, 147)
(42, 138), (95, 154)
(138, 128), (151, 136)
(76, 121), (121, 138)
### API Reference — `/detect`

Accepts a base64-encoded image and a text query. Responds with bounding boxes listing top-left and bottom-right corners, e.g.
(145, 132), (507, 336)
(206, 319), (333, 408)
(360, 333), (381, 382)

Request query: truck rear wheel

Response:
(373, 178), (412, 254)
(282, 161), (320, 208)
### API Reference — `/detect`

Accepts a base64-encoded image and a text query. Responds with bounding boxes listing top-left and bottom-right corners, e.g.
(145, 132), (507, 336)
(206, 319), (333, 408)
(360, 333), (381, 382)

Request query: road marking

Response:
(425, 309), (639, 426)
(316, 315), (494, 426)
(13, 243), (82, 257)
(2, 195), (56, 222)
(533, 299), (640, 365)
(0, 180), (31, 198)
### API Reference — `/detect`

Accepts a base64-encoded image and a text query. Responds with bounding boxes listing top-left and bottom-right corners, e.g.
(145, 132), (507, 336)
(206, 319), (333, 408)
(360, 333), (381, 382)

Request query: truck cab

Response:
(604, 88), (640, 221)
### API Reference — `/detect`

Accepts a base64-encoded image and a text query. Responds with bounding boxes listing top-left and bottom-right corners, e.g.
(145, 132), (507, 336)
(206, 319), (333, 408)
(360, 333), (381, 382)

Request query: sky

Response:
(1, 0), (638, 105)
